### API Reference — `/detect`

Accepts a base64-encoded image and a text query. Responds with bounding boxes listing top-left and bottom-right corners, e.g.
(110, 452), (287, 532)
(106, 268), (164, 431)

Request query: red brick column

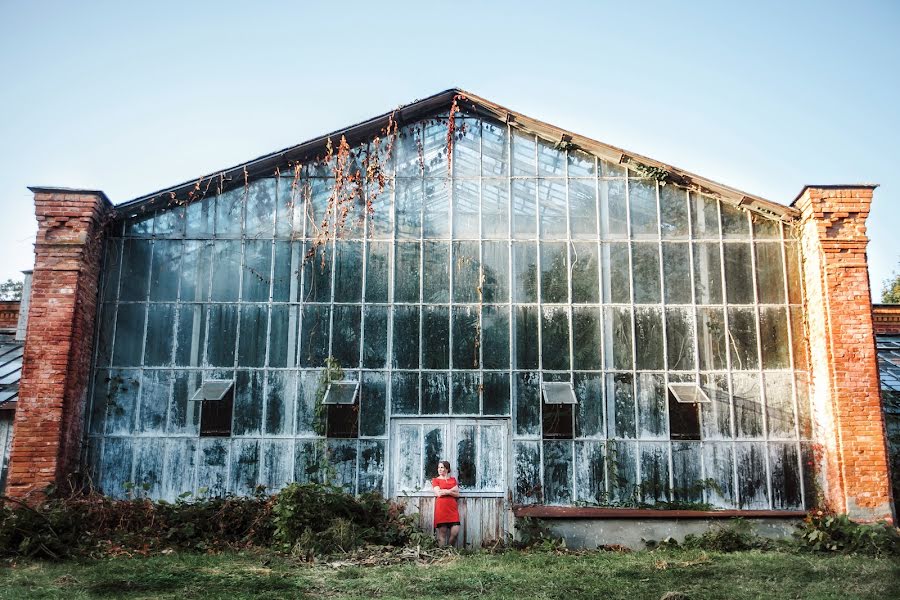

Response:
(5, 188), (111, 500)
(795, 185), (894, 521)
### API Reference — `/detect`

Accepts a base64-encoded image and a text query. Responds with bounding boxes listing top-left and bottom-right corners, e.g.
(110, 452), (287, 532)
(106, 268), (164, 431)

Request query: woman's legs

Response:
(448, 524), (460, 547)
(435, 525), (448, 547)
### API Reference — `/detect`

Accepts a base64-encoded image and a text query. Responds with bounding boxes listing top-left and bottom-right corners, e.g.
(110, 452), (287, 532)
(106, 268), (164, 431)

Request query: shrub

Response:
(794, 511), (900, 556)
(512, 517), (565, 550)
(678, 519), (769, 552)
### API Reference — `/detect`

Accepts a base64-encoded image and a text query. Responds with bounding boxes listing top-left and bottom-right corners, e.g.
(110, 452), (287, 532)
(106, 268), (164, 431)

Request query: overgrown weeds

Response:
(794, 511), (900, 557)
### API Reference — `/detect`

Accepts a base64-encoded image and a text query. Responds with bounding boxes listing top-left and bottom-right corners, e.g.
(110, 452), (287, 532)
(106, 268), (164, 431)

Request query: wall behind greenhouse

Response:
(85, 114), (812, 510)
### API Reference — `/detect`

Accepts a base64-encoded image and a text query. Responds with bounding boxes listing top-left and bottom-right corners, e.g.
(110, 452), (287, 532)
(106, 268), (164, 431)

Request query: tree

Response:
(0, 279), (23, 301)
(883, 264), (900, 304)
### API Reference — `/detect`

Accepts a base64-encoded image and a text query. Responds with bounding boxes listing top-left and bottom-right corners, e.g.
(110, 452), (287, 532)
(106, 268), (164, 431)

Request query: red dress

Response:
(431, 476), (460, 526)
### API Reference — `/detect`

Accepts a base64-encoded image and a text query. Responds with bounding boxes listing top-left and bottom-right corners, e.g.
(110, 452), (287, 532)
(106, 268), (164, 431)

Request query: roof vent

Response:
(541, 381), (578, 405)
(322, 380), (359, 405)
(667, 383), (711, 404)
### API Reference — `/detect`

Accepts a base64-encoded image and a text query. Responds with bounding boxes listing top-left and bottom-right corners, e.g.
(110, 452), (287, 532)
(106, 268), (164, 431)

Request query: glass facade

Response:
(87, 114), (811, 509)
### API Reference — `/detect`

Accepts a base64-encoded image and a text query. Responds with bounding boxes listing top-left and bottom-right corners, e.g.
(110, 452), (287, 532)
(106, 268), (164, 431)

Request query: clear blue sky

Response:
(2, 0), (898, 298)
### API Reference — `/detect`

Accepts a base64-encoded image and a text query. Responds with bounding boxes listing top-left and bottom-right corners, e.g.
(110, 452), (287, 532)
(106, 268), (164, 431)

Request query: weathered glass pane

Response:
(391, 372), (419, 415)
(671, 442), (703, 504)
(144, 303), (175, 367)
(395, 178), (422, 239)
(720, 203), (750, 238)
(634, 307), (663, 370)
(607, 440), (638, 504)
(271, 241), (294, 302)
(161, 438), (196, 500)
(662, 243), (691, 304)
(689, 192), (719, 239)
(179, 241), (211, 303)
(423, 119), (452, 178)
(264, 371), (295, 436)
(574, 373), (603, 438)
(113, 303), (146, 367)
(512, 241), (538, 303)
(304, 178), (331, 238)
(736, 442), (769, 509)
(267, 305), (295, 368)
(629, 179), (658, 238)
(790, 305), (808, 370)
(764, 372), (795, 439)
(359, 372), (387, 437)
(453, 241), (481, 303)
(101, 239), (123, 302)
(666, 308), (696, 370)
(692, 242), (722, 304)
(796, 373), (811, 439)
(700, 373), (732, 439)
(364, 241), (389, 303)
(755, 242), (785, 304)
(453, 305), (480, 369)
(482, 121), (508, 176)
(603, 242), (631, 304)
(241, 240), (272, 302)
(696, 308), (727, 370)
(132, 438), (164, 498)
(570, 178), (597, 239)
(571, 242), (599, 303)
(294, 371), (319, 436)
(104, 369), (140, 436)
(195, 438), (228, 497)
(784, 243), (802, 304)
(537, 137), (565, 177)
(640, 442), (670, 503)
(600, 179), (627, 239)
(541, 242), (568, 304)
(174, 304), (206, 367)
(511, 179), (536, 239)
(392, 305), (419, 369)
(572, 306), (602, 370)
(482, 241), (509, 303)
(361, 305), (387, 368)
(632, 243), (661, 304)
(660, 185), (689, 238)
(423, 178), (450, 238)
(482, 179), (509, 239)
(394, 242), (420, 303)
(120, 239), (152, 301)
(95, 304), (116, 367)
(293, 439), (325, 485)
(124, 210), (154, 236)
(759, 306), (789, 369)
(538, 180), (567, 238)
(483, 372), (510, 415)
(332, 305), (361, 368)
(453, 178), (479, 238)
(541, 306), (570, 371)
(302, 245), (332, 303)
(604, 306), (633, 370)
(769, 442), (802, 509)
(422, 241), (450, 303)
(259, 439), (292, 493)
(574, 441), (605, 504)
(210, 240), (242, 302)
(607, 373), (636, 439)
(543, 440), (573, 505)
(636, 373), (667, 439)
(515, 371), (540, 436)
(422, 305), (450, 369)
(515, 306), (539, 369)
(702, 442), (736, 508)
(511, 131), (536, 176)
(751, 213), (780, 239)
(733, 372), (763, 438)
(274, 177), (297, 239)
(452, 371), (480, 415)
(481, 305), (510, 369)
(422, 372), (450, 414)
(237, 304), (267, 368)
(185, 196), (215, 237)
(358, 440), (385, 494)
(299, 304), (330, 367)
(567, 148), (594, 177)
(215, 188), (243, 237)
(514, 441), (541, 503)
(723, 242), (753, 304)
(136, 369), (170, 434)
(233, 370), (264, 436)
(454, 424), (476, 487)
(366, 178), (393, 241)
(333, 241), (363, 303)
(244, 179), (275, 238)
(156, 205), (186, 238)
(727, 307), (759, 369)
(149, 240), (181, 302)
(168, 371), (200, 435)
(327, 439), (357, 493)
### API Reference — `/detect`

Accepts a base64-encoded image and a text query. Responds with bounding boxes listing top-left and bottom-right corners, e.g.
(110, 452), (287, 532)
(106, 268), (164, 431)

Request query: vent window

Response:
(667, 383), (704, 441)
(323, 381), (359, 438)
(541, 381), (577, 439)
(192, 380), (234, 437)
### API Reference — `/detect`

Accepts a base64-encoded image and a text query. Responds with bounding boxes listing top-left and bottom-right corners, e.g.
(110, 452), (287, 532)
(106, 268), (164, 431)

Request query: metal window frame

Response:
(322, 380), (360, 405)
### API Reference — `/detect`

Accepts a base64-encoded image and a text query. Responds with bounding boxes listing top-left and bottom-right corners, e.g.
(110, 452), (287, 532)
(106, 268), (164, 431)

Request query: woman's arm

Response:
(445, 485), (460, 498)
(433, 485), (446, 497)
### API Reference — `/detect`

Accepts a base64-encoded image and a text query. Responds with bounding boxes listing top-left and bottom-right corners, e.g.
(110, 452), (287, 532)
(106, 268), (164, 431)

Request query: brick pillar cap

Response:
(28, 186), (112, 207)
(791, 184), (879, 206)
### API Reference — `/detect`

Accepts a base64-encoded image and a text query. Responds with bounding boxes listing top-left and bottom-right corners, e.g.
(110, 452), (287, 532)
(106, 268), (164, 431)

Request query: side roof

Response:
(114, 88), (798, 222)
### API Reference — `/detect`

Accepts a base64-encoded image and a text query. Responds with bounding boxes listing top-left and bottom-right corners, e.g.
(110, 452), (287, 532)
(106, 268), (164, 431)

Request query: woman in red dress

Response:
(431, 460), (461, 547)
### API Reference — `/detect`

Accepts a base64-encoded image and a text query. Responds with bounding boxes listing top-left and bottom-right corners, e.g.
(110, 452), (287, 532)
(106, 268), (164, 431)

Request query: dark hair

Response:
(439, 460), (451, 472)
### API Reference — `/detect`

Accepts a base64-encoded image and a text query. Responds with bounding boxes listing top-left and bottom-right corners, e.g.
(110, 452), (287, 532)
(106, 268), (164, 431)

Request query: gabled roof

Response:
(115, 88), (798, 222)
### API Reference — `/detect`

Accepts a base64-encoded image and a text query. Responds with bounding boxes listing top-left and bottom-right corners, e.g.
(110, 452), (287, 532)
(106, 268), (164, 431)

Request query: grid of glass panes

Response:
(86, 114), (810, 509)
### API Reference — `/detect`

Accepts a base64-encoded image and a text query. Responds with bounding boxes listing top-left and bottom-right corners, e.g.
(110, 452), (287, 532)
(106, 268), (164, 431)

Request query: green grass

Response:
(1, 549), (897, 600)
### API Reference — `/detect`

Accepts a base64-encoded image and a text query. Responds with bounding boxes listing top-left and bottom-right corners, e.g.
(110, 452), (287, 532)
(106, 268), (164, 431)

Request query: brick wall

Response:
(0, 301), (19, 331)
(795, 185), (894, 521)
(873, 304), (900, 336)
(5, 188), (110, 500)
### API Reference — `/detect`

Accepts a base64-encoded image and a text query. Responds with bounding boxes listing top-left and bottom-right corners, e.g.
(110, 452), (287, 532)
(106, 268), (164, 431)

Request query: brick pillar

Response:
(5, 187), (110, 500)
(795, 185), (894, 521)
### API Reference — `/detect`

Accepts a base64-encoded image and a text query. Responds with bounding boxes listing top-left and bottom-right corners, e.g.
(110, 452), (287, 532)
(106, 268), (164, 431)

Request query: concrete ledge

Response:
(513, 506), (806, 519)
